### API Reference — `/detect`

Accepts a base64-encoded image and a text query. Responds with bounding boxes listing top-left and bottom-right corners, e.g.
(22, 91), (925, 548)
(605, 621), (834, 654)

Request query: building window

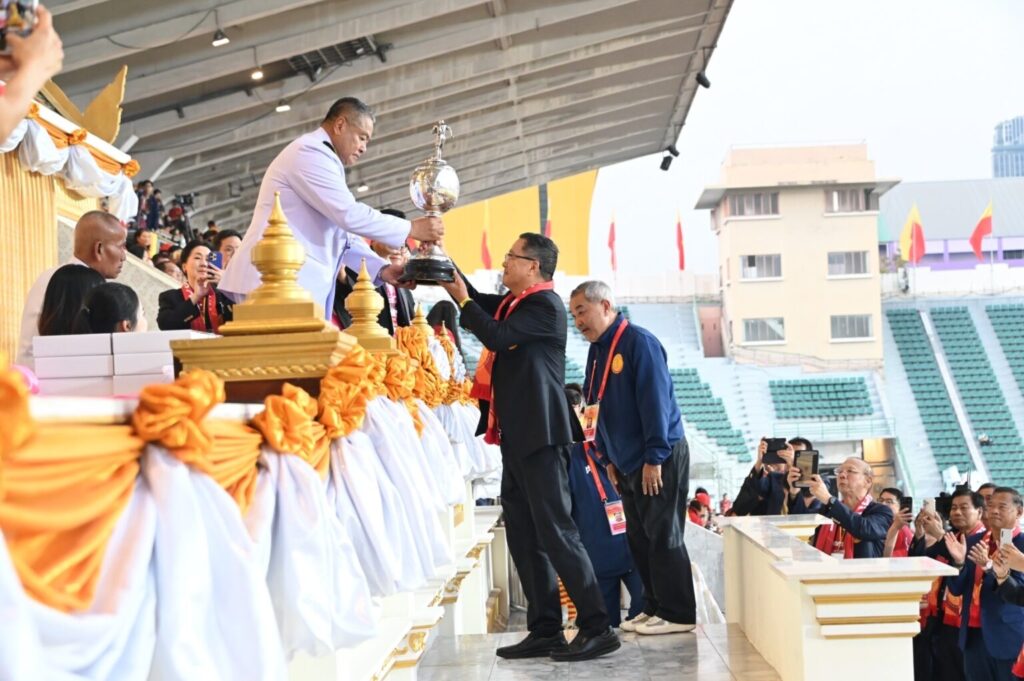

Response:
(1004, 249), (1024, 260)
(744, 318), (785, 343)
(831, 314), (873, 340)
(728, 192), (779, 217)
(740, 254), (782, 279)
(825, 188), (879, 213)
(828, 251), (869, 276)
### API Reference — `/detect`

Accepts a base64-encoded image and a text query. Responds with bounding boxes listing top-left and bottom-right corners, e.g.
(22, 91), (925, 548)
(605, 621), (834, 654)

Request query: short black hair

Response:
(789, 437), (814, 451)
(951, 486), (985, 509)
(324, 97), (375, 124)
(517, 232), (558, 280)
(381, 208), (406, 219)
(214, 229), (242, 251)
(695, 487), (709, 496)
(207, 220), (217, 228)
(180, 240), (210, 266)
(133, 229), (150, 243)
(992, 487), (1023, 510)
(879, 487), (904, 503)
(73, 283), (140, 334)
(978, 482), (997, 493)
(564, 384), (583, 409)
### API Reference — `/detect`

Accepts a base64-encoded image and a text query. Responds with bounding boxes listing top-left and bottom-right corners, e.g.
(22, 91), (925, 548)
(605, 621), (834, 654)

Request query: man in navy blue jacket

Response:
(946, 487), (1024, 681)
(806, 457), (892, 559)
(570, 281), (696, 636)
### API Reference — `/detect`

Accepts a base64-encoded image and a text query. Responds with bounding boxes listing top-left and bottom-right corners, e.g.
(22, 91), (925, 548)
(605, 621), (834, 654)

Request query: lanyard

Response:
(583, 443), (608, 503)
(587, 320), (629, 404)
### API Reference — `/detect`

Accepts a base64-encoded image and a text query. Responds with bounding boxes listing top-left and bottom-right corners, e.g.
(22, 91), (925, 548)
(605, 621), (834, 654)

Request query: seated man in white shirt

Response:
(219, 97), (444, 318)
(16, 210), (127, 366)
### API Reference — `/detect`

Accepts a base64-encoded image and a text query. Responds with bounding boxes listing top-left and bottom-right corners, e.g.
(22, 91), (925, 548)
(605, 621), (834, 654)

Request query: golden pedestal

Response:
(171, 192), (356, 402)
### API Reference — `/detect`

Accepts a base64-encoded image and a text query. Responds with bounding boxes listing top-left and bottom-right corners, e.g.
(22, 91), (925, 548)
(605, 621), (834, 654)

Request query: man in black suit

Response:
(440, 233), (619, 662)
(332, 208), (415, 333)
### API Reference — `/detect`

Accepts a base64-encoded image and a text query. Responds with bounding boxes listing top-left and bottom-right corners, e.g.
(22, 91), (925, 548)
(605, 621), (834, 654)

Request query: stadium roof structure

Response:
(51, 0), (732, 229)
(879, 178), (1024, 242)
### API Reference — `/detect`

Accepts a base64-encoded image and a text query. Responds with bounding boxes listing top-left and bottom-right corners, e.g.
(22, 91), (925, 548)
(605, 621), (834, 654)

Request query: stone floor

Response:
(418, 623), (781, 681)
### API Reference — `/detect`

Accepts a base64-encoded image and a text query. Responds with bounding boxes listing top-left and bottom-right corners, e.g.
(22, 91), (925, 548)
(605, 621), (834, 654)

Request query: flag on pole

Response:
(539, 183), (552, 238)
(608, 216), (617, 272)
(899, 203), (926, 264)
(675, 211), (685, 271)
(969, 201), (993, 261)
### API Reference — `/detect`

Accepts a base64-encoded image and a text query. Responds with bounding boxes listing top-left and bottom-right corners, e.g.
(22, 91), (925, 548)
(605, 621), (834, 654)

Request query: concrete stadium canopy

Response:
(52, 0), (732, 229)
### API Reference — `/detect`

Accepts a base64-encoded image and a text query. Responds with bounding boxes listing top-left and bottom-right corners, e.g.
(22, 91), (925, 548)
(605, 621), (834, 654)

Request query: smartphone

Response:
(762, 437), (788, 465)
(793, 450), (819, 488)
(207, 251), (224, 269)
(0, 0), (38, 53)
(1001, 528), (1014, 547)
(900, 496), (913, 515)
(934, 495), (953, 520)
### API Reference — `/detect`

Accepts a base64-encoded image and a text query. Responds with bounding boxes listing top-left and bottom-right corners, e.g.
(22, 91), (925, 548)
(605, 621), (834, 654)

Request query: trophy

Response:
(401, 121), (459, 284)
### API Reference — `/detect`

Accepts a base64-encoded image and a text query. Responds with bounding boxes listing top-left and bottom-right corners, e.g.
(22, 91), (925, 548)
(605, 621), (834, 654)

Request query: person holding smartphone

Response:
(157, 240), (233, 332)
(879, 487), (915, 557)
(807, 457), (892, 559)
(946, 487), (1024, 681)
(0, 3), (63, 142)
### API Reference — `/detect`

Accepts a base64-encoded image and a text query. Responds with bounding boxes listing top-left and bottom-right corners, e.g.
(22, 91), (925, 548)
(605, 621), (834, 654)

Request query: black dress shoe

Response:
(496, 632), (568, 659)
(549, 627), (620, 662)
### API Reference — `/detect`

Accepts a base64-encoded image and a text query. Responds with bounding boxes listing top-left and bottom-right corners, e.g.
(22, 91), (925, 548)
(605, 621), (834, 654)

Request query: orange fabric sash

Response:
(252, 383), (330, 479)
(468, 280), (555, 444)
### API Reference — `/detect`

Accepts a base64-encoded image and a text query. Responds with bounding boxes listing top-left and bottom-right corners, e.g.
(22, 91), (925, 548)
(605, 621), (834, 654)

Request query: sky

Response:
(587, 0), (1024, 278)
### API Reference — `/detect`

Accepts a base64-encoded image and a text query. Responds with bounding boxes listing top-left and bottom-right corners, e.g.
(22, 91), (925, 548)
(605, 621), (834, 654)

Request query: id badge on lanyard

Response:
(583, 320), (629, 444)
(581, 403), (600, 442)
(604, 499), (627, 536)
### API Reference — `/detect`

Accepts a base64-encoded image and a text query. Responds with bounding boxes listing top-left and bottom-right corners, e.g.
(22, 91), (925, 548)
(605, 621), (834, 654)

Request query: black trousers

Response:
(618, 438), (697, 625)
(964, 628), (1015, 681)
(500, 443), (609, 637)
(931, 622), (965, 681)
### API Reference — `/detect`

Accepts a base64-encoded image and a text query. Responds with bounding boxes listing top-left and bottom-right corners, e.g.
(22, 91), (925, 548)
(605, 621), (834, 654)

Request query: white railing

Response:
(731, 344), (883, 372)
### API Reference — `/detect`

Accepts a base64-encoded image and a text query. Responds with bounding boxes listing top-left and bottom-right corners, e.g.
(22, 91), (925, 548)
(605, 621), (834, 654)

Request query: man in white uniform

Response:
(220, 97), (443, 318)
(16, 211), (127, 366)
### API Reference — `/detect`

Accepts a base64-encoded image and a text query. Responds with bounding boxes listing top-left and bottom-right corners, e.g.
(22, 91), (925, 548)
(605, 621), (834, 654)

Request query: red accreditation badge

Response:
(604, 500), (627, 535)
(581, 403), (600, 442)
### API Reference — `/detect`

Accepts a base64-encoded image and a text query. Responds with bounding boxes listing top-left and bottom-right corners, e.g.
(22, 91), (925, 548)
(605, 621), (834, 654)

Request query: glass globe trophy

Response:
(401, 121), (459, 284)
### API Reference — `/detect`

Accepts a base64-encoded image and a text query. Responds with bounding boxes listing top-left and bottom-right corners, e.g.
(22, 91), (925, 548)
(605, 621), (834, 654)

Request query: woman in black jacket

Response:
(157, 240), (233, 331)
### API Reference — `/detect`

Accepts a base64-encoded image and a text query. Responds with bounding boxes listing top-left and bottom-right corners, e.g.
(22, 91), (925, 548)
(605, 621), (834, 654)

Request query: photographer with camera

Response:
(0, 3), (63, 142)
(156, 240), (232, 332)
(732, 437), (821, 516)
(807, 457), (892, 559)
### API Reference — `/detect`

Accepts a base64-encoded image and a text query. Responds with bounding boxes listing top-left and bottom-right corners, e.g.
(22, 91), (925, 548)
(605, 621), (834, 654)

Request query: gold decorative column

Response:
(171, 192), (355, 401)
(343, 259), (397, 353)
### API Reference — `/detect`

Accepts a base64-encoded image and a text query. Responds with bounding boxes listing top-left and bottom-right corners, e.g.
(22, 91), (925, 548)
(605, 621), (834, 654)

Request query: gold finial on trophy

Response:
(344, 259), (397, 352)
(218, 192), (327, 335)
(412, 303), (432, 334)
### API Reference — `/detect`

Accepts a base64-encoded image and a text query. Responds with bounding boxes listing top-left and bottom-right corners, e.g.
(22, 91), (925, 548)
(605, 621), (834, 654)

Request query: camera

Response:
(0, 0), (38, 53)
(174, 192), (197, 208)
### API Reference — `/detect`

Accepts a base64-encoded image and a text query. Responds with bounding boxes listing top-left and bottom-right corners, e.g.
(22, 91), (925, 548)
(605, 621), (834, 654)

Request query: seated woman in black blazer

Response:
(157, 240), (233, 332)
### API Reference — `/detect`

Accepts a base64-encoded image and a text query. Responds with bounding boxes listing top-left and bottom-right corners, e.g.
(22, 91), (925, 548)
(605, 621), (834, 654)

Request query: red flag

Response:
(481, 230), (492, 269)
(543, 218), (552, 239)
(909, 221), (926, 264)
(899, 204), (927, 265)
(608, 218), (617, 272)
(969, 202), (993, 261)
(675, 212), (685, 271)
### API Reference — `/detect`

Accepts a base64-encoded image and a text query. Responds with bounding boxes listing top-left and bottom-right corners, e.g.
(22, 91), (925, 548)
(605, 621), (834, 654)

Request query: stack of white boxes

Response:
(34, 330), (214, 397)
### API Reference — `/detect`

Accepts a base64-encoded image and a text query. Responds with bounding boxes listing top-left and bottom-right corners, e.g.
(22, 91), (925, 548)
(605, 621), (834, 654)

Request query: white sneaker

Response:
(634, 616), (697, 635)
(620, 613), (651, 632)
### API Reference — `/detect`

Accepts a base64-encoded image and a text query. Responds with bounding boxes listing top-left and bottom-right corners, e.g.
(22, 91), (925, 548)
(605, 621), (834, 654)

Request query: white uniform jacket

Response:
(219, 127), (411, 317)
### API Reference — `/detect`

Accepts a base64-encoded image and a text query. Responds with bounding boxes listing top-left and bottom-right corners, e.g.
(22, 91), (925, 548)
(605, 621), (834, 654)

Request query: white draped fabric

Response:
(0, 398), (486, 680)
(1, 119), (138, 222)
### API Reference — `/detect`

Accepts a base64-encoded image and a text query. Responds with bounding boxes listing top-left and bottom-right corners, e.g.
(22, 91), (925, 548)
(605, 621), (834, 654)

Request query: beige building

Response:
(696, 144), (896, 365)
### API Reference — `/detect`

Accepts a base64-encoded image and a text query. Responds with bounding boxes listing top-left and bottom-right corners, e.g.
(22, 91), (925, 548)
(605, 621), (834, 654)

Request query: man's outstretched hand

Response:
(439, 272), (468, 302)
(379, 263), (416, 289)
(409, 216), (444, 243)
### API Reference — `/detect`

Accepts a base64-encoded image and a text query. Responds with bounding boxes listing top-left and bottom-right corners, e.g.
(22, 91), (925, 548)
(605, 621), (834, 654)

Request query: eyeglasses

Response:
(503, 252), (537, 264)
(835, 468), (867, 477)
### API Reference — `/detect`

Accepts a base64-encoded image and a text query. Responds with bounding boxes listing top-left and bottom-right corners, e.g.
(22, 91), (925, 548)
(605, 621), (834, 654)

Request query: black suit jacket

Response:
(811, 499), (893, 558)
(332, 267), (414, 334)
(157, 287), (234, 330)
(458, 274), (582, 456)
